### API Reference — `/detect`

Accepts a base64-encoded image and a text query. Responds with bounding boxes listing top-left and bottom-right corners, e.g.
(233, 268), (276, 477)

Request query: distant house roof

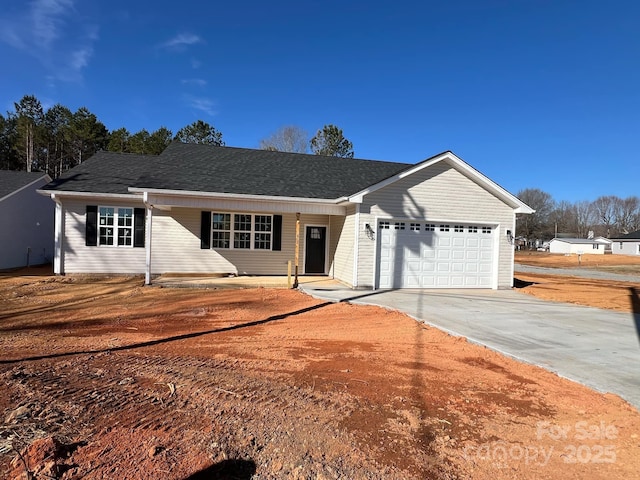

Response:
(0, 170), (50, 201)
(612, 230), (640, 241)
(593, 236), (612, 244)
(550, 237), (610, 244)
(43, 142), (411, 199)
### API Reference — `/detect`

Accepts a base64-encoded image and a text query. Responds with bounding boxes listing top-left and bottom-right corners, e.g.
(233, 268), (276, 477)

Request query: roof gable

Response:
(348, 151), (534, 213)
(0, 170), (50, 201)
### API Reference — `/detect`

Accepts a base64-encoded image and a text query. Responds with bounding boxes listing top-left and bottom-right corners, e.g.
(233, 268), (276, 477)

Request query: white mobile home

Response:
(548, 237), (609, 255)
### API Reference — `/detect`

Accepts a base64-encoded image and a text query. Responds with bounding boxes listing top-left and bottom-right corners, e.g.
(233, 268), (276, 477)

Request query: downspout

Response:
(144, 192), (153, 286)
(508, 213), (516, 288)
(51, 194), (63, 275)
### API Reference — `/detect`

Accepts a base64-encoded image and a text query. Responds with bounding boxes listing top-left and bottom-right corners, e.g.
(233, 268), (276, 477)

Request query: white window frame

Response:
(98, 206), (134, 248)
(210, 212), (273, 250)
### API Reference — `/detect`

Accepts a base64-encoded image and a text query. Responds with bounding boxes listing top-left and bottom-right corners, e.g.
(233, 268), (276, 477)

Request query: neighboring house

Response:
(0, 171), (54, 269)
(548, 237), (610, 255)
(594, 236), (613, 253)
(39, 142), (533, 289)
(611, 231), (640, 256)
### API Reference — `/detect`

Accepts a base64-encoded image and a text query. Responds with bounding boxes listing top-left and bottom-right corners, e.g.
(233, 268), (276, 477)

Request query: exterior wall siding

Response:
(0, 177), (54, 269)
(329, 205), (356, 286)
(356, 163), (516, 289)
(549, 240), (606, 255)
(150, 209), (331, 275)
(62, 198), (146, 274)
(611, 241), (640, 255)
(61, 201), (332, 275)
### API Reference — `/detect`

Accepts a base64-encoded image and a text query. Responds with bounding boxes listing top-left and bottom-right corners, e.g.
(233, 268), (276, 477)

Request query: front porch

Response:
(153, 274), (344, 289)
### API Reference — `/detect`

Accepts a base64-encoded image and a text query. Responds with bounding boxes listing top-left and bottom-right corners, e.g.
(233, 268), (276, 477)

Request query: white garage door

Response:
(376, 220), (495, 289)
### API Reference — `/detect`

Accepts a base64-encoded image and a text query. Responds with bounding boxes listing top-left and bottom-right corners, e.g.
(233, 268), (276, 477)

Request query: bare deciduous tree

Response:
(259, 125), (308, 153)
(516, 188), (555, 241)
(574, 200), (595, 238)
(612, 196), (640, 234)
(591, 195), (617, 236)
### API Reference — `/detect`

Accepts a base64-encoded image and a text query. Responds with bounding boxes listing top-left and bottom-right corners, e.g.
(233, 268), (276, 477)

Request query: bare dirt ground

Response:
(1, 263), (639, 480)
(514, 251), (640, 312)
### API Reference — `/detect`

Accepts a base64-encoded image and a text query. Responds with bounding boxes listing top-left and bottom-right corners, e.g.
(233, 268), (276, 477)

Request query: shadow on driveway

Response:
(630, 287), (640, 345)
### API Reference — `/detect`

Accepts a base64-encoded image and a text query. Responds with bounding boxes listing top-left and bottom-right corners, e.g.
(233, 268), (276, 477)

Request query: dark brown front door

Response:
(305, 226), (326, 274)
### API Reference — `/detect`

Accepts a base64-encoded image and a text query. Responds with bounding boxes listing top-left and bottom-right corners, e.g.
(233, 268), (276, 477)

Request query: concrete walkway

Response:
(299, 284), (640, 410)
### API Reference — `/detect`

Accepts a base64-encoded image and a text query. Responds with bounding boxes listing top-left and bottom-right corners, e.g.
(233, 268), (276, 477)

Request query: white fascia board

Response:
(37, 189), (143, 201)
(348, 152), (535, 214)
(1, 174), (51, 203)
(128, 187), (347, 205)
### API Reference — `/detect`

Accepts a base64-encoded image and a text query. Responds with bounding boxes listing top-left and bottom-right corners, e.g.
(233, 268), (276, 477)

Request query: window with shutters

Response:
(98, 207), (133, 247)
(212, 213), (231, 249)
(210, 213), (273, 250)
(254, 215), (272, 250)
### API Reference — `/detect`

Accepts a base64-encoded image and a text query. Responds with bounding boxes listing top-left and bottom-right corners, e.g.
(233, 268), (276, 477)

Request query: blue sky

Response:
(0, 0), (638, 203)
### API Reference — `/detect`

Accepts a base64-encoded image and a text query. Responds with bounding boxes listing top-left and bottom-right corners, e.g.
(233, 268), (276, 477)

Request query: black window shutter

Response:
(133, 208), (145, 247)
(201, 211), (211, 249)
(86, 205), (98, 246)
(272, 215), (282, 251)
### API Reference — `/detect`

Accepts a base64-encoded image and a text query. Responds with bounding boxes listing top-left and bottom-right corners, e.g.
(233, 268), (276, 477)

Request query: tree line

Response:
(1, 94), (355, 178)
(517, 188), (640, 242)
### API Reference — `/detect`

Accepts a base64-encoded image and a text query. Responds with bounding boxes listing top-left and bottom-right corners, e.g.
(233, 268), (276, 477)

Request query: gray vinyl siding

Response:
(356, 162), (515, 289)
(62, 198), (146, 274)
(329, 205), (356, 286)
(0, 177), (54, 269)
(151, 208), (330, 275)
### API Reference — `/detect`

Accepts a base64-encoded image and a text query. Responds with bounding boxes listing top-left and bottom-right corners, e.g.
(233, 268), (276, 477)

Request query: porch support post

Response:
(293, 212), (300, 288)
(144, 195), (153, 286)
(52, 194), (63, 275)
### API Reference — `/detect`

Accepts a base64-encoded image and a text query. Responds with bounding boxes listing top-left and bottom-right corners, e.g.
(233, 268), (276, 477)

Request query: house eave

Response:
(128, 187), (347, 205)
(130, 188), (348, 215)
(37, 189), (142, 201)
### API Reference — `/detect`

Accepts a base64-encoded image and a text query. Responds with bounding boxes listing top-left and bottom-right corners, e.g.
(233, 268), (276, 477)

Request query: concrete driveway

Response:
(299, 284), (640, 410)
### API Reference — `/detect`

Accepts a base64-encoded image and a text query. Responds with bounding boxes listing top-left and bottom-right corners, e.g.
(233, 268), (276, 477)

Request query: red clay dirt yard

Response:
(1, 258), (639, 479)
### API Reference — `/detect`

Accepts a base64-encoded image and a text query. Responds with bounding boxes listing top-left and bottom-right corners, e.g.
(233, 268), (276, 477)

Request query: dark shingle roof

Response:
(44, 142), (412, 199)
(42, 152), (158, 194)
(0, 170), (49, 199)
(613, 230), (640, 240)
